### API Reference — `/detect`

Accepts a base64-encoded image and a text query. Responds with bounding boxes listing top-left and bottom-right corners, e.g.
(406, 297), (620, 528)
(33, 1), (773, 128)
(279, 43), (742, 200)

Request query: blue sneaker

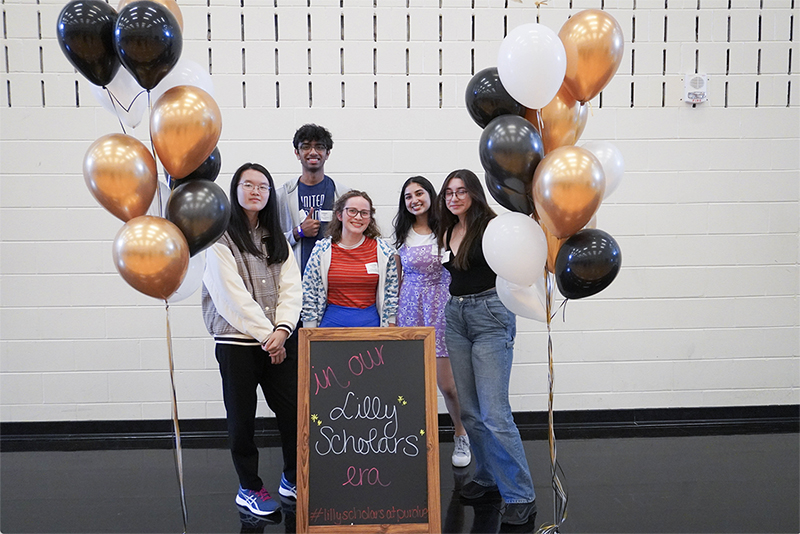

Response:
(236, 486), (279, 516)
(279, 473), (297, 499)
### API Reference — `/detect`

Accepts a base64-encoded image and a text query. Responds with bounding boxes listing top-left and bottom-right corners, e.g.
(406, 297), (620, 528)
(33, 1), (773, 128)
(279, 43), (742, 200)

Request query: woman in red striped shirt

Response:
(301, 190), (399, 328)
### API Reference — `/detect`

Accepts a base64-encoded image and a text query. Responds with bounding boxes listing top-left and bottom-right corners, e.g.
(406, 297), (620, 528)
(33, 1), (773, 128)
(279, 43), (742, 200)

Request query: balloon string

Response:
(534, 0), (547, 21)
(550, 298), (568, 323)
(535, 110), (545, 147)
(536, 270), (568, 534)
(166, 301), (189, 533)
(106, 87), (146, 114)
(105, 87), (127, 135)
(147, 91), (164, 217)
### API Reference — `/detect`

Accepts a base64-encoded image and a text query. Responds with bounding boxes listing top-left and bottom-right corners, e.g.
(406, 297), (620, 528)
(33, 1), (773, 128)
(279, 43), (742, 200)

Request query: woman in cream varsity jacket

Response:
(202, 163), (301, 516)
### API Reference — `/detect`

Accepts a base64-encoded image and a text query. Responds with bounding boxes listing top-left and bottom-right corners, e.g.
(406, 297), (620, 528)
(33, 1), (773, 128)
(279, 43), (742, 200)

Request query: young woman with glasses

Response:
(301, 190), (398, 328)
(436, 169), (537, 526)
(392, 176), (471, 468)
(202, 163), (302, 516)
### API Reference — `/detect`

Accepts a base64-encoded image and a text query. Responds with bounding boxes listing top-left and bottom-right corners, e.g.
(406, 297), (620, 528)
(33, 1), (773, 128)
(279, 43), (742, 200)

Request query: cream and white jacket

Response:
(202, 230), (301, 345)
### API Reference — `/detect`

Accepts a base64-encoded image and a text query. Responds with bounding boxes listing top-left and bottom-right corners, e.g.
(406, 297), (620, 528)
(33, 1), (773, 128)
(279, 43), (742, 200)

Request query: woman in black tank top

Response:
(435, 169), (537, 526)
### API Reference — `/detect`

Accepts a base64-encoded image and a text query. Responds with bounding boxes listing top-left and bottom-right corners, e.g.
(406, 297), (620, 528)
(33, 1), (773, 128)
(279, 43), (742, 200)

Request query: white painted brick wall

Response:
(0, 0), (797, 423)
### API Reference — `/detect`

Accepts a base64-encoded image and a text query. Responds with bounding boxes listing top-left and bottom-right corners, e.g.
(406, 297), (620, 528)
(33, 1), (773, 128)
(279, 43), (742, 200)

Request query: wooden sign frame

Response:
(297, 327), (441, 533)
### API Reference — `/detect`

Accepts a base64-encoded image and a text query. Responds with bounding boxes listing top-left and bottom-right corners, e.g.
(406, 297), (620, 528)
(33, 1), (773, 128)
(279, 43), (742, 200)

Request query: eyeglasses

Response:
(444, 188), (469, 200)
(298, 143), (328, 153)
(343, 207), (372, 219)
(239, 182), (270, 193)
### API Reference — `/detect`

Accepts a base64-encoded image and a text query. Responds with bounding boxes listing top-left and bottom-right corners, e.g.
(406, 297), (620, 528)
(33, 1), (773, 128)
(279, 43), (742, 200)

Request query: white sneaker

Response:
(452, 434), (471, 467)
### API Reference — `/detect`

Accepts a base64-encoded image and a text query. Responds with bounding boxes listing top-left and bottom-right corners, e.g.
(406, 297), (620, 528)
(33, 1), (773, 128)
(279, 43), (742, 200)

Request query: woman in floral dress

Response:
(393, 176), (471, 467)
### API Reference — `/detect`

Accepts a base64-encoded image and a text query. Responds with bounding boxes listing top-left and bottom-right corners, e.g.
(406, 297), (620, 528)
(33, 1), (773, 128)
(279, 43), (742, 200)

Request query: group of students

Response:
(200, 124), (537, 527)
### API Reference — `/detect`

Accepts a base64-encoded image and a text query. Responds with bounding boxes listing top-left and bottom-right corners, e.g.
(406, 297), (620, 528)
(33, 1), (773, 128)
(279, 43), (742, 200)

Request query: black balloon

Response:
(166, 181), (230, 256)
(555, 229), (621, 299)
(114, 1), (182, 90)
(485, 172), (534, 215)
(169, 147), (221, 189)
(479, 115), (544, 213)
(465, 67), (526, 129)
(56, 1), (120, 87)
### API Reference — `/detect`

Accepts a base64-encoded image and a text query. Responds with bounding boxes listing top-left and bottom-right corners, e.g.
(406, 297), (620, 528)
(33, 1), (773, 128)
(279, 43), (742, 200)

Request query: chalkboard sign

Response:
(297, 327), (441, 534)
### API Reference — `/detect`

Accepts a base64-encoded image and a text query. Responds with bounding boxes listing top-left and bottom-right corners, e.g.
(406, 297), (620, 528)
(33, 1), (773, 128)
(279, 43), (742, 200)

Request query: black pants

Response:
(216, 341), (298, 491)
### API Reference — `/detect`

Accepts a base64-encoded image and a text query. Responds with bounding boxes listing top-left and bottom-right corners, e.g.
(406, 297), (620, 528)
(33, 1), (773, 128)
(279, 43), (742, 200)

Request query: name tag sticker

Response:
(441, 250), (451, 264)
(318, 209), (333, 222)
(365, 262), (380, 275)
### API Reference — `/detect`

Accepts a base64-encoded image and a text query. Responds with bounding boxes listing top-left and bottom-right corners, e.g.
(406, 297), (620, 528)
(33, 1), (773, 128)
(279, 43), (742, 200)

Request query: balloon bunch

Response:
(58, 1), (226, 529)
(58, 0), (229, 304)
(467, 10), (626, 316)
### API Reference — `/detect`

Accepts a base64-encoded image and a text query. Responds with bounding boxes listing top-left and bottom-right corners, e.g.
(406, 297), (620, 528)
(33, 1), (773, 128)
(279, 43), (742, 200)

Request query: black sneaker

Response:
(460, 480), (500, 500)
(500, 501), (537, 525)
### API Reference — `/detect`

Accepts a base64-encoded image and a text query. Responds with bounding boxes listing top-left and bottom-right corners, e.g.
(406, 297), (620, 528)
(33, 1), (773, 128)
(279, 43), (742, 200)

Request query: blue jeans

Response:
(445, 288), (535, 504)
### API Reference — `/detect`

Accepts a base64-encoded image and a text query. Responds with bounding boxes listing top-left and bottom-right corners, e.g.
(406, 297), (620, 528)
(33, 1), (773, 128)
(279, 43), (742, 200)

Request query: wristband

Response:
(297, 225), (305, 238)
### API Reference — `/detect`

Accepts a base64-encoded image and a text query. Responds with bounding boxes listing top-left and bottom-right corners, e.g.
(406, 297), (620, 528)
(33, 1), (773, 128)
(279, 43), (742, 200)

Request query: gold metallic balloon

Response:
(532, 146), (605, 239)
(117, 0), (184, 32)
(113, 215), (189, 300)
(559, 9), (624, 103)
(527, 86), (588, 155)
(150, 85), (222, 179)
(83, 133), (157, 222)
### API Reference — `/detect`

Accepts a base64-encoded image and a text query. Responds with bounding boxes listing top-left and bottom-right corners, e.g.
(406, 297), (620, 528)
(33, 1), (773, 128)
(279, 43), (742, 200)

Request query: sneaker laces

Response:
(255, 487), (272, 501)
(455, 435), (469, 454)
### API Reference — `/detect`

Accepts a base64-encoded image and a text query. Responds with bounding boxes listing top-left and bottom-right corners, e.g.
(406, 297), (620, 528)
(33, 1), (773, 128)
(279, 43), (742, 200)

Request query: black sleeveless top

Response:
(443, 226), (496, 296)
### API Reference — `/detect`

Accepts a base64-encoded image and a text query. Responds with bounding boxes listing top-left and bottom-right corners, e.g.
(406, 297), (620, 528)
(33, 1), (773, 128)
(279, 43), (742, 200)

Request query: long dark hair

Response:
(227, 162), (289, 265)
(327, 190), (381, 243)
(392, 176), (440, 249)
(435, 169), (496, 270)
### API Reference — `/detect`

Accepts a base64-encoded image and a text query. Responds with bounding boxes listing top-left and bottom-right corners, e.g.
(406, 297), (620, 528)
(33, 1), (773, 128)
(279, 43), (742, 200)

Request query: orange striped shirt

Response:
(327, 238), (379, 308)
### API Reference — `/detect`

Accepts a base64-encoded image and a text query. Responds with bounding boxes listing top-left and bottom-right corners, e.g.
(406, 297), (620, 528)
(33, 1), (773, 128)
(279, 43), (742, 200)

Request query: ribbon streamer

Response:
(105, 86), (147, 136)
(536, 271), (568, 534)
(165, 301), (188, 533)
(148, 92), (165, 216)
(105, 88), (127, 135)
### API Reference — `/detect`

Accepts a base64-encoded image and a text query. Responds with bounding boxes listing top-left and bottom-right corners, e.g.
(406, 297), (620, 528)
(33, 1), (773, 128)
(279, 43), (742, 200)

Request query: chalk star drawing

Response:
(397, 396), (407, 406)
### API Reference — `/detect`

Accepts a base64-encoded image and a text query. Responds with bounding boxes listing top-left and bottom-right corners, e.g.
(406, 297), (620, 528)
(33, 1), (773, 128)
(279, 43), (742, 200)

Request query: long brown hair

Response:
(435, 169), (495, 270)
(326, 190), (381, 243)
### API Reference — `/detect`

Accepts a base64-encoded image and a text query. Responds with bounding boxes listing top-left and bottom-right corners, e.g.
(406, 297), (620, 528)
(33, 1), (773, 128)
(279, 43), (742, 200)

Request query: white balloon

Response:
(169, 251), (206, 303)
(482, 212), (547, 287)
(496, 276), (547, 322)
(150, 58), (215, 106)
(146, 181), (171, 218)
(497, 23), (567, 110)
(582, 141), (625, 199)
(90, 68), (147, 128)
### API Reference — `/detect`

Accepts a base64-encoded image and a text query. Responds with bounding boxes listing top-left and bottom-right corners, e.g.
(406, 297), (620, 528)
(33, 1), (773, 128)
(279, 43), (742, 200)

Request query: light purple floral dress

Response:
(397, 231), (451, 357)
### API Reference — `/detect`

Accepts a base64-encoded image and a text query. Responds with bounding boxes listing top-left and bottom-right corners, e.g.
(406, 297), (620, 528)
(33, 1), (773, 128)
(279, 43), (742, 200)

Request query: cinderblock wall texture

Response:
(1, 0), (798, 422)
